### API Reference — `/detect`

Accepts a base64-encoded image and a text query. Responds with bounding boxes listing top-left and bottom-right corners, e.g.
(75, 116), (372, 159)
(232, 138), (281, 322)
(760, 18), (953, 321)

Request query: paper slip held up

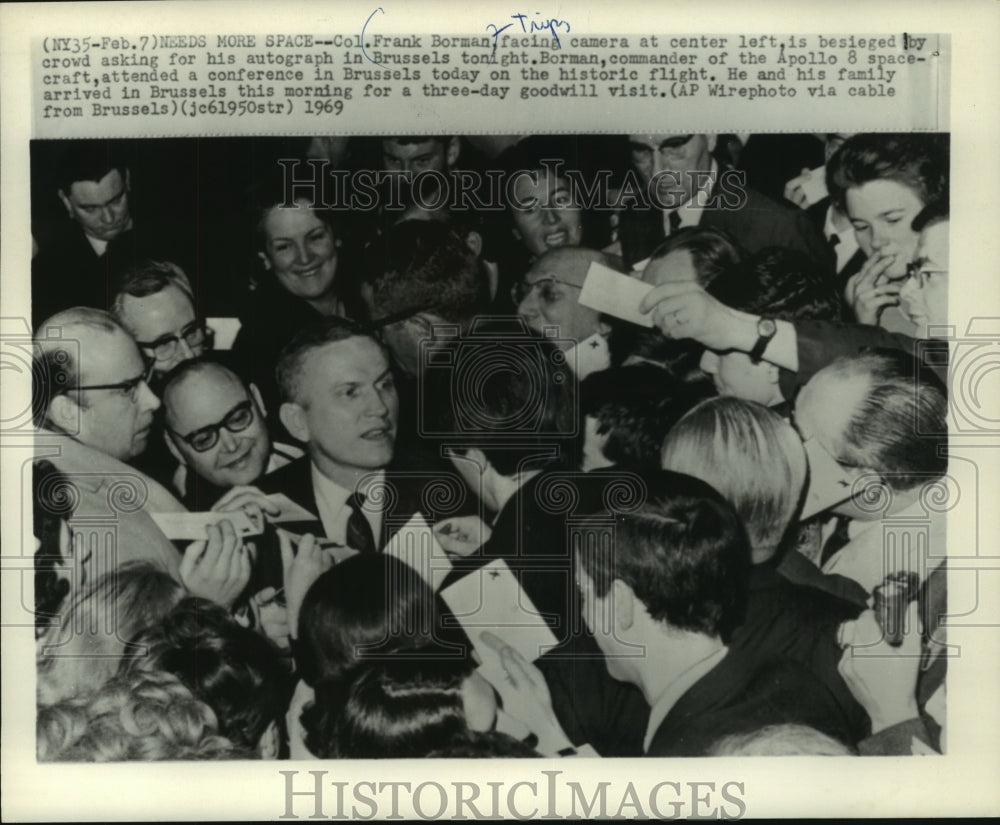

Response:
(441, 559), (559, 671)
(151, 509), (263, 541)
(383, 511), (454, 590)
(578, 261), (654, 328)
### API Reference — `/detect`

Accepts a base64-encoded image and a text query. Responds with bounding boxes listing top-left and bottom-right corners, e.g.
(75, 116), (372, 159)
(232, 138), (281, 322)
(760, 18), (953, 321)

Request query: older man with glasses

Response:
(111, 260), (213, 384)
(32, 307), (275, 605)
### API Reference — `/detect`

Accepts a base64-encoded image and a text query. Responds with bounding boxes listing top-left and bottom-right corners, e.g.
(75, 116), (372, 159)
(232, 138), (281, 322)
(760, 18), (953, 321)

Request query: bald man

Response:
(513, 246), (618, 378)
(161, 360), (300, 509)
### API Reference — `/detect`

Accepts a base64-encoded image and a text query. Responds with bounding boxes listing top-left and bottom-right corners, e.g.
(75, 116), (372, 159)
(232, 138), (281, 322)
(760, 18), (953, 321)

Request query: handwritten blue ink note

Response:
(487, 11), (571, 61)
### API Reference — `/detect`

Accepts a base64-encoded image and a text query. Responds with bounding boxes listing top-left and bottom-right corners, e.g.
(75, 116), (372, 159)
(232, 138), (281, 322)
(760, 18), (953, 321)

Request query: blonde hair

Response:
(37, 562), (186, 706)
(38, 669), (241, 762)
(661, 397), (806, 562)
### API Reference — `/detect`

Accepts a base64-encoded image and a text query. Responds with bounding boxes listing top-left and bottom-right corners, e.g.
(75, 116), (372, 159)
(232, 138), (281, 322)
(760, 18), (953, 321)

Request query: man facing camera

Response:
(162, 360), (302, 510)
(258, 318), (468, 551)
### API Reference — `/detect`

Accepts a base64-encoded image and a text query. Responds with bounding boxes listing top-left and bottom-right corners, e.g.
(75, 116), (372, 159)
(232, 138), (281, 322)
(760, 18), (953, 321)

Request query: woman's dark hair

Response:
(827, 133), (949, 212)
(295, 554), (440, 687)
(302, 652), (476, 759)
(33, 459), (75, 637)
(123, 597), (286, 751)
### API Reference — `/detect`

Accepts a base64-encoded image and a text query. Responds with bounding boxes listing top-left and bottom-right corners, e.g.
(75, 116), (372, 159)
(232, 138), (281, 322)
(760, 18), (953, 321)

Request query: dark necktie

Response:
(346, 492), (378, 554)
(820, 515), (852, 566)
(668, 210), (682, 234)
(828, 232), (840, 248)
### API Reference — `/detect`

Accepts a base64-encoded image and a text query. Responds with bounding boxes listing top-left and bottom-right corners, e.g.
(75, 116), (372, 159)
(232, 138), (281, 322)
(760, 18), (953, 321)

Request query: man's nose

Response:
(542, 207), (560, 226)
(100, 206), (115, 224)
(137, 380), (161, 412)
(218, 427), (238, 452)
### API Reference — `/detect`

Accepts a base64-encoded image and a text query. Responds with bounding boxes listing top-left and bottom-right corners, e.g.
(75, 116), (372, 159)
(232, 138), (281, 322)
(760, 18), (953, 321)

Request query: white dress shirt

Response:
(311, 465), (384, 547)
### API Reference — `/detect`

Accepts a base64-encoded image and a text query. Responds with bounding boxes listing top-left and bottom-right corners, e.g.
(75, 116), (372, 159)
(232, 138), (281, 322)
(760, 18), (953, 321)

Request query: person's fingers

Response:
(897, 599), (924, 655)
(480, 630), (507, 654)
(276, 529), (295, 576)
(213, 486), (281, 516)
(638, 280), (701, 314)
(298, 533), (317, 559)
(180, 539), (207, 581)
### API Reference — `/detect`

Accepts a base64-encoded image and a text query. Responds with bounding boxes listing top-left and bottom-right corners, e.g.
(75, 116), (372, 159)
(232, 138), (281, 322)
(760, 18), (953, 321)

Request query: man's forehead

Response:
(166, 369), (245, 424)
(121, 283), (195, 321)
(527, 250), (592, 286)
(76, 327), (142, 378)
(303, 336), (387, 377)
(68, 169), (126, 203)
(796, 370), (867, 441)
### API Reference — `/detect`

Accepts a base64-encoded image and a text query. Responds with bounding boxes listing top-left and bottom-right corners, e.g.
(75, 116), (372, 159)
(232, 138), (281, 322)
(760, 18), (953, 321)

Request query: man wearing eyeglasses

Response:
(514, 246), (617, 380)
(616, 133), (830, 274)
(162, 360), (301, 510)
(112, 260), (212, 383)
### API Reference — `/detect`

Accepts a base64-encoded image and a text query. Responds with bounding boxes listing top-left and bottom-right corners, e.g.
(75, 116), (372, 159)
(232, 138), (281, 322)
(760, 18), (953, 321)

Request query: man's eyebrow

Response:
(629, 141), (654, 151)
(75, 187), (126, 209)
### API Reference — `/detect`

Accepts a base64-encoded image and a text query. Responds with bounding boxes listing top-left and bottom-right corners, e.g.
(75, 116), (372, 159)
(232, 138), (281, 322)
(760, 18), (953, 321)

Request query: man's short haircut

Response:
(32, 307), (128, 426)
(362, 219), (485, 327)
(581, 364), (714, 469)
(646, 226), (746, 289)
(37, 669), (242, 762)
(124, 597), (285, 752)
(577, 469), (751, 641)
(912, 197), (950, 234)
(383, 135), (453, 147)
(709, 723), (854, 756)
(662, 398), (807, 561)
(820, 349), (948, 491)
(110, 260), (195, 321)
(827, 133), (949, 212)
(56, 141), (128, 193)
(275, 317), (382, 405)
(708, 246), (842, 322)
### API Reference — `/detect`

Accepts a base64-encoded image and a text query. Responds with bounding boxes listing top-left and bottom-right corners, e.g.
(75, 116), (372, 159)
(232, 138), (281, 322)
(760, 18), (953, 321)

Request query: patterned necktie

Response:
(346, 492), (377, 554)
(668, 210), (682, 234)
(820, 515), (852, 566)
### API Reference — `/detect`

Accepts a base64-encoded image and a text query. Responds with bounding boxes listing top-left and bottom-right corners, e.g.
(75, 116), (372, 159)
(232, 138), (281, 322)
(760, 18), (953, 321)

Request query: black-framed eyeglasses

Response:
(136, 321), (214, 362)
(511, 277), (581, 306)
(68, 361), (155, 403)
(904, 261), (949, 287)
(168, 399), (255, 452)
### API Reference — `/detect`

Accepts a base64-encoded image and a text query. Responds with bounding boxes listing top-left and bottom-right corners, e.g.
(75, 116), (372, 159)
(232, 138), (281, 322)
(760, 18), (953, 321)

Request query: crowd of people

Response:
(30, 132), (949, 760)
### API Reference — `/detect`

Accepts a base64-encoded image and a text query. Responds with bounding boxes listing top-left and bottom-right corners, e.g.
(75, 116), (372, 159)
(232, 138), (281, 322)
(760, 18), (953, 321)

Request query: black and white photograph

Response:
(2, 1), (998, 821)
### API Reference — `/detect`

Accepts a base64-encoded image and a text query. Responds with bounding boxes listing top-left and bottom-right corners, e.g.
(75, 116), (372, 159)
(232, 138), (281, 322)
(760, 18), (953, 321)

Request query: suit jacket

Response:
(34, 429), (185, 582)
(647, 647), (854, 756)
(258, 455), (474, 547)
(31, 217), (192, 328)
(794, 320), (949, 388)
(617, 177), (833, 275)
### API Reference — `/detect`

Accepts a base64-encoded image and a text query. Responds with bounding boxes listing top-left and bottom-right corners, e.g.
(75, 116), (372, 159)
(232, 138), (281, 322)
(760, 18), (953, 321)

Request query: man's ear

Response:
(249, 382), (267, 418)
(764, 361), (781, 386)
(445, 136), (461, 168)
(164, 430), (187, 466)
(257, 250), (272, 271)
(279, 402), (310, 444)
(47, 395), (80, 435)
(705, 133), (718, 153)
(612, 579), (636, 632)
(464, 230), (483, 258)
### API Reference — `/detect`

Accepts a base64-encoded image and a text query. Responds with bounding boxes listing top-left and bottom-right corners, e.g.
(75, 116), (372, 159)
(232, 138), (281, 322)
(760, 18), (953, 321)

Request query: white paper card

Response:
(383, 511), (454, 591)
(441, 559), (559, 670)
(266, 493), (321, 524)
(151, 509), (263, 541)
(578, 261), (654, 327)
